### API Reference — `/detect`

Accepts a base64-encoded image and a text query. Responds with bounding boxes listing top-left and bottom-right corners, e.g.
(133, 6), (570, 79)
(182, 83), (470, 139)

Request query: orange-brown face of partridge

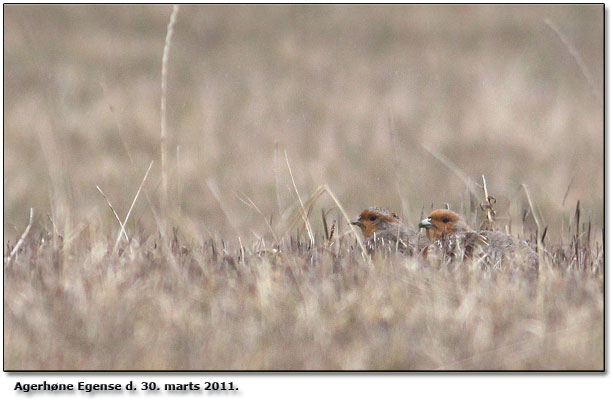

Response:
(351, 207), (401, 239)
(418, 209), (470, 242)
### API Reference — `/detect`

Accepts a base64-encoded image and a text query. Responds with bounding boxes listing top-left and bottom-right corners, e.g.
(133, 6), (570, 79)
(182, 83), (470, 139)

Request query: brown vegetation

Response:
(4, 5), (603, 370)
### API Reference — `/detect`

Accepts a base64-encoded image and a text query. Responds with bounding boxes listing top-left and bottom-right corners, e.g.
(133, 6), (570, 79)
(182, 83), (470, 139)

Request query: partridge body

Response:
(418, 209), (537, 268)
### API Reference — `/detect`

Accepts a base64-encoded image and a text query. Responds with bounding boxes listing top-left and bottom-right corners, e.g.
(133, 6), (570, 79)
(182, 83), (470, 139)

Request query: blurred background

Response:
(4, 4), (603, 245)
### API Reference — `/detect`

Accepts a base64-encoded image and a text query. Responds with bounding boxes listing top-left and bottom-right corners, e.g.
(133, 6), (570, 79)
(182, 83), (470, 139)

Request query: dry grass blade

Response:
(421, 144), (480, 199)
(387, 113), (409, 218)
(521, 184), (542, 232)
(522, 183), (547, 269)
(322, 184), (369, 259)
(273, 143), (283, 216)
(281, 185), (326, 238)
(160, 4), (180, 210)
(284, 150), (315, 247)
(7, 208), (34, 263)
(321, 208), (330, 241)
(545, 18), (601, 104)
(235, 191), (281, 247)
(96, 185), (129, 243)
(562, 173), (576, 206)
(206, 178), (241, 238)
(280, 184), (368, 259)
(287, 186), (326, 225)
(113, 161), (154, 253)
(100, 82), (134, 165)
(481, 175), (495, 229)
(574, 200), (581, 268)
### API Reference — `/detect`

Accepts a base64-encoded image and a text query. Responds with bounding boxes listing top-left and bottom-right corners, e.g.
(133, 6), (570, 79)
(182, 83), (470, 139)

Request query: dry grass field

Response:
(3, 4), (603, 370)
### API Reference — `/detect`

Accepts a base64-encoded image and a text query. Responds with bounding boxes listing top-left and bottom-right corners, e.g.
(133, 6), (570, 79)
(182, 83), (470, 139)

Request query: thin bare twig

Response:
(284, 150), (315, 247)
(522, 183), (547, 270)
(96, 185), (129, 243)
(481, 175), (496, 229)
(160, 4), (180, 210)
(7, 208), (34, 263)
(113, 161), (154, 253)
(562, 173), (576, 206)
(521, 184), (542, 233)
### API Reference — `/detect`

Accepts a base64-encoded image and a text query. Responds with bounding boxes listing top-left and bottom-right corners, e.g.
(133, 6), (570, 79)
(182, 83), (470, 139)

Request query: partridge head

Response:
(418, 209), (470, 242)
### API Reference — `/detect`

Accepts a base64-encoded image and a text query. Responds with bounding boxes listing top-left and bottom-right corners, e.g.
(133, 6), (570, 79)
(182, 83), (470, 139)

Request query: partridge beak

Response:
(419, 218), (434, 229)
(350, 218), (363, 227)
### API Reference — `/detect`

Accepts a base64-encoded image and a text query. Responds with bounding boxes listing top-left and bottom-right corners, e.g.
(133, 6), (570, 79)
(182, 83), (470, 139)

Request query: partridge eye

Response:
(369, 215), (377, 221)
(442, 217), (450, 223)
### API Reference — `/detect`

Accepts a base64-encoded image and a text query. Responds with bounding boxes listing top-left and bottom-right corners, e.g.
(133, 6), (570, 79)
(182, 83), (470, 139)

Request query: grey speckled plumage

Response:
(428, 230), (538, 269)
(366, 224), (430, 256)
